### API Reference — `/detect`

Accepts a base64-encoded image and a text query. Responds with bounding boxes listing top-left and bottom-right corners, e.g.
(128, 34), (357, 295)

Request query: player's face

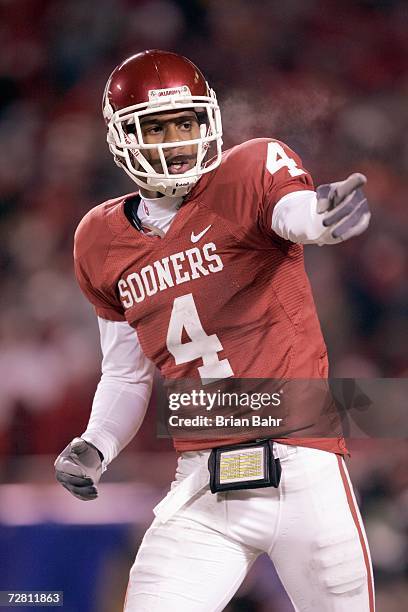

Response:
(139, 110), (201, 175)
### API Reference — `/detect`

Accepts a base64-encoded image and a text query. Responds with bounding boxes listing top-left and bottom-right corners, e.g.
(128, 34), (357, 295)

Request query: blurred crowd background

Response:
(0, 0), (407, 610)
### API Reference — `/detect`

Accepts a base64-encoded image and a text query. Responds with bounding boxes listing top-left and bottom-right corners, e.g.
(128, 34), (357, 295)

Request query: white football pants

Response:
(124, 444), (374, 611)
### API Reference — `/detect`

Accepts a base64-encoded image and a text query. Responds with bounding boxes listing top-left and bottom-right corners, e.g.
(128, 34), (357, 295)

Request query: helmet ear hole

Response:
(125, 120), (137, 135)
(196, 109), (206, 120)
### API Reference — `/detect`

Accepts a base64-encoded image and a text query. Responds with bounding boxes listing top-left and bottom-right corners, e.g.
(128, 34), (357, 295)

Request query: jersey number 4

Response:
(166, 293), (234, 381)
(266, 141), (305, 177)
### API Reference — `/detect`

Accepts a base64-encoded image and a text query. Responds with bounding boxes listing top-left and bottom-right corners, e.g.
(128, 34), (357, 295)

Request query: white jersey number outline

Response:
(266, 141), (305, 177)
(166, 293), (233, 381)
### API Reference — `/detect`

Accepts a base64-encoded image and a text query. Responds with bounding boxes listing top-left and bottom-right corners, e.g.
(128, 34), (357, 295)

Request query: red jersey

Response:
(74, 138), (345, 455)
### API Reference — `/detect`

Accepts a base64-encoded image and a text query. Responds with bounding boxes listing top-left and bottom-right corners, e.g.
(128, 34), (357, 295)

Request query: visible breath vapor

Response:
(220, 85), (342, 156)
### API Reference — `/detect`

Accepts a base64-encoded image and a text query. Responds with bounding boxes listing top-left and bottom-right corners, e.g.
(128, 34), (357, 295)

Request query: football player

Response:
(55, 50), (374, 611)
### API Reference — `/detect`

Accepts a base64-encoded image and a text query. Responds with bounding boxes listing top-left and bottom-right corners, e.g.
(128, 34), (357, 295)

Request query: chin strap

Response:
(148, 176), (198, 197)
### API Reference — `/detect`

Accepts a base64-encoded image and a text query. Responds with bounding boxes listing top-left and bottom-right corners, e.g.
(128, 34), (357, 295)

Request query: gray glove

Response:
(316, 173), (371, 244)
(54, 438), (103, 501)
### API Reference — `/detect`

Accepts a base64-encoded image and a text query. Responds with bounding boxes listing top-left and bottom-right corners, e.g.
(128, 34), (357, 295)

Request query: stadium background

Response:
(0, 0), (407, 610)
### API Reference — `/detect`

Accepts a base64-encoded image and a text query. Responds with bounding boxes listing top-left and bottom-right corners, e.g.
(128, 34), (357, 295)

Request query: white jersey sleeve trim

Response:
(81, 318), (155, 469)
(271, 190), (327, 244)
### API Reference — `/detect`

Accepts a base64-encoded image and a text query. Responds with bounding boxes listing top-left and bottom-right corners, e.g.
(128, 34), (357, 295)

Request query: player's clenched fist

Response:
(316, 173), (370, 244)
(54, 438), (103, 501)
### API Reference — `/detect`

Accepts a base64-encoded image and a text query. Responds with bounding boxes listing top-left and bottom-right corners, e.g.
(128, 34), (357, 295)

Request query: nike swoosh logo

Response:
(191, 224), (212, 243)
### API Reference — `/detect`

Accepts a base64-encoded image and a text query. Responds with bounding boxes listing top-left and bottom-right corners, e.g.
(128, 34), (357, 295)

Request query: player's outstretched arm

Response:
(271, 173), (371, 245)
(54, 438), (103, 501)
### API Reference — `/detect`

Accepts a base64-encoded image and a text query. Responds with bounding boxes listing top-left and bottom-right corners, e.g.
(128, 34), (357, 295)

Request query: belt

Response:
(153, 443), (297, 524)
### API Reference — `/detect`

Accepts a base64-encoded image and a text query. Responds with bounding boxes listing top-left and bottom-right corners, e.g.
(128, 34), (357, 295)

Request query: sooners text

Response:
(118, 242), (223, 307)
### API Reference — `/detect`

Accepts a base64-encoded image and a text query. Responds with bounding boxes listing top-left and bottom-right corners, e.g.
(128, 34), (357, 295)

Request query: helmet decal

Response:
(148, 86), (192, 102)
